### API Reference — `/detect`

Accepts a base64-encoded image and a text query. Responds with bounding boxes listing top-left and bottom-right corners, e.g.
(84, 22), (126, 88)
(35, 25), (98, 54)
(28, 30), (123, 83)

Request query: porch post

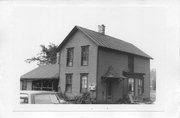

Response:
(122, 78), (124, 96)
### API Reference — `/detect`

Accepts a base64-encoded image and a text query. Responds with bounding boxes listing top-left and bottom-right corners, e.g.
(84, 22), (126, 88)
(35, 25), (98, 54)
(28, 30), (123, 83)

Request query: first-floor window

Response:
(22, 80), (27, 90)
(128, 78), (135, 95)
(138, 79), (143, 95)
(80, 73), (88, 93)
(32, 80), (42, 90)
(32, 80), (53, 91)
(65, 74), (72, 93)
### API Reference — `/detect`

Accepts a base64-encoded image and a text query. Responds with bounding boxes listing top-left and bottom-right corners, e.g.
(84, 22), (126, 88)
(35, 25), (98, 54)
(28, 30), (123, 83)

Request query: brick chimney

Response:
(98, 24), (105, 35)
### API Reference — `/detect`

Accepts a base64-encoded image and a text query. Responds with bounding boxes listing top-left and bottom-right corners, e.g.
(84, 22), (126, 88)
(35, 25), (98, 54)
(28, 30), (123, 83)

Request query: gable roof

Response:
(20, 64), (59, 80)
(57, 26), (152, 59)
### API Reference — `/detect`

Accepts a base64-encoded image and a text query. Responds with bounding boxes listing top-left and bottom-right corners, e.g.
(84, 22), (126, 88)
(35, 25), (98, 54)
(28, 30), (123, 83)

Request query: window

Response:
(65, 74), (72, 93)
(32, 80), (42, 90)
(81, 46), (89, 66)
(80, 73), (88, 93)
(32, 80), (54, 91)
(128, 55), (134, 72)
(138, 79), (143, 95)
(66, 48), (74, 67)
(22, 80), (27, 90)
(128, 78), (135, 95)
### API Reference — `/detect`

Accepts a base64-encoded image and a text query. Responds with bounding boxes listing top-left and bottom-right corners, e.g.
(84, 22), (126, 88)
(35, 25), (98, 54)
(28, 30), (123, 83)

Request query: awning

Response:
(102, 66), (126, 81)
(20, 64), (59, 80)
(123, 71), (145, 79)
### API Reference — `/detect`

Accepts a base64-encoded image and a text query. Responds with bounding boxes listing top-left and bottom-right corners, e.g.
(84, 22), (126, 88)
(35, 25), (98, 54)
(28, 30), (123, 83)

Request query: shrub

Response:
(116, 95), (131, 104)
(74, 92), (96, 104)
(143, 98), (154, 104)
(57, 92), (97, 104)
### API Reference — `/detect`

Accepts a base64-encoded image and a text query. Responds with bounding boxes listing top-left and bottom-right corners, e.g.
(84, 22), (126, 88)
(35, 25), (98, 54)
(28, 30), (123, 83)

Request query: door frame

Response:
(106, 80), (113, 103)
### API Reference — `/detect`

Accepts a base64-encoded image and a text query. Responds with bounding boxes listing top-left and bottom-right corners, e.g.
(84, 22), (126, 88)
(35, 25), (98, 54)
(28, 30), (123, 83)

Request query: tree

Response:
(150, 69), (156, 90)
(25, 43), (58, 66)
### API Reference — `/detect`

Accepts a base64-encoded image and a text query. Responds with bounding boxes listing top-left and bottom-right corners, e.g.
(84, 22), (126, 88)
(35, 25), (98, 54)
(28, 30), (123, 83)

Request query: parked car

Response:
(20, 90), (69, 104)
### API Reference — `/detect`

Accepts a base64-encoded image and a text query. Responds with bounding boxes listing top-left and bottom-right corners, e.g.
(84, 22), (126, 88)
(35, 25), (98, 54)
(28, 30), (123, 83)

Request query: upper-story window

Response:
(128, 55), (134, 72)
(66, 48), (74, 67)
(81, 45), (89, 66)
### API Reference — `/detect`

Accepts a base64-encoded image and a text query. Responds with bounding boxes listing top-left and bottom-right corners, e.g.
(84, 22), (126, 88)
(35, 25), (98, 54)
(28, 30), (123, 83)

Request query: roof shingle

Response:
(21, 64), (59, 79)
(57, 26), (152, 59)
(76, 26), (152, 59)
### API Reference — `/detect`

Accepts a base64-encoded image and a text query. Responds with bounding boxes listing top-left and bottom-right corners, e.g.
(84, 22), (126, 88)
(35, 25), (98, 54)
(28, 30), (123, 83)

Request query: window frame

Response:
(80, 73), (88, 93)
(65, 73), (73, 93)
(128, 78), (135, 94)
(81, 45), (89, 66)
(66, 47), (74, 67)
(22, 80), (27, 90)
(128, 55), (134, 72)
(32, 80), (54, 91)
(138, 79), (144, 95)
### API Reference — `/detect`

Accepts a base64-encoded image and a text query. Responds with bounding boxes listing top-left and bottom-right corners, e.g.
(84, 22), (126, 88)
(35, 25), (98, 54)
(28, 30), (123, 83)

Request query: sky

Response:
(0, 0), (179, 118)
(0, 2), (170, 74)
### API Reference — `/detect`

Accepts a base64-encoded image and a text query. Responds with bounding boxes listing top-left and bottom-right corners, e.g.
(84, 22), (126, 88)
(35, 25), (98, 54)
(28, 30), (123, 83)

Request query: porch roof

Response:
(20, 64), (59, 80)
(123, 71), (145, 79)
(102, 66), (126, 80)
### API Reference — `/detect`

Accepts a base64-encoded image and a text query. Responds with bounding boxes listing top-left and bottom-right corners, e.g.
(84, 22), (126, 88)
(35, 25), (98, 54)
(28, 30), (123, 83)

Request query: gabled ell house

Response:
(56, 25), (152, 103)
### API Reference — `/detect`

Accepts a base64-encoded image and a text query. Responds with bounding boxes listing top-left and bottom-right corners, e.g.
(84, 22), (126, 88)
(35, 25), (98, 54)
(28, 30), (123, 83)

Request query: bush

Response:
(143, 98), (154, 104)
(57, 92), (96, 104)
(74, 92), (96, 104)
(116, 95), (131, 104)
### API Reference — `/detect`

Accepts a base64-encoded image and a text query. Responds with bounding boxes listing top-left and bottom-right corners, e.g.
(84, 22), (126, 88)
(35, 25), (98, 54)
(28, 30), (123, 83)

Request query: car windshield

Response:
(20, 93), (28, 104)
(34, 93), (60, 104)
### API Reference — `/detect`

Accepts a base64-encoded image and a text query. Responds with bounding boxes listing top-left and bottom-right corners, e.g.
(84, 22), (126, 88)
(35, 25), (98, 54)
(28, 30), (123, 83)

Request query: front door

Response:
(106, 81), (113, 103)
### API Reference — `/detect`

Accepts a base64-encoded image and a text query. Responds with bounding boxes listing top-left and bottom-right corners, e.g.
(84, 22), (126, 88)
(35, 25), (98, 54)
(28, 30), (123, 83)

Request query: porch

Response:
(100, 66), (145, 104)
(20, 64), (59, 91)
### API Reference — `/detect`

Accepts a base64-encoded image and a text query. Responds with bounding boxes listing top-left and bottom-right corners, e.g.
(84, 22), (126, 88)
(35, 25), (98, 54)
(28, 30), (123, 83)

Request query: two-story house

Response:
(56, 25), (152, 103)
